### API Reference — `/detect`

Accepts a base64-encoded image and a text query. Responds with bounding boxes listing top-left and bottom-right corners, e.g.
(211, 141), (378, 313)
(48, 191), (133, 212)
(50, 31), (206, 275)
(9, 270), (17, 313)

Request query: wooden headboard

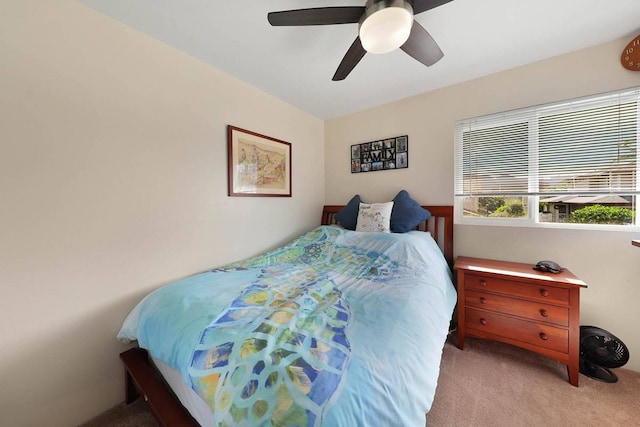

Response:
(321, 205), (454, 268)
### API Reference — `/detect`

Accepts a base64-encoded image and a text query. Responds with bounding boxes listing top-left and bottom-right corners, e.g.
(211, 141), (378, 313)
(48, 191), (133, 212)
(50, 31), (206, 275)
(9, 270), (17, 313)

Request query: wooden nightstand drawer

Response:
(465, 289), (569, 326)
(465, 308), (569, 353)
(466, 274), (569, 305)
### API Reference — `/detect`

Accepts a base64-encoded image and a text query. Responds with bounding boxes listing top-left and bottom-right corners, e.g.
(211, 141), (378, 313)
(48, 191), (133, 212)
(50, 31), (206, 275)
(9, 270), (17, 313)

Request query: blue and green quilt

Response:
(118, 226), (456, 426)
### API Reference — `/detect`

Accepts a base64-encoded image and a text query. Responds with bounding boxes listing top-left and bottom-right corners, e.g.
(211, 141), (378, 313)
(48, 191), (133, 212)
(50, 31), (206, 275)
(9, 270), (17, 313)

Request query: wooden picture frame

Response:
(227, 125), (292, 197)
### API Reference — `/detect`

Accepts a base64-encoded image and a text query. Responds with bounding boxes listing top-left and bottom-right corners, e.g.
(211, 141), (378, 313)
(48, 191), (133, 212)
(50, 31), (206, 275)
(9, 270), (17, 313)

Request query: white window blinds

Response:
(455, 88), (640, 198)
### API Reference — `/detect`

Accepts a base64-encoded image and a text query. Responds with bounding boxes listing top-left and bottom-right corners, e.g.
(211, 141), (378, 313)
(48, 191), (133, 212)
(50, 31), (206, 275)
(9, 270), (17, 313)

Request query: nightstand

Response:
(454, 256), (587, 386)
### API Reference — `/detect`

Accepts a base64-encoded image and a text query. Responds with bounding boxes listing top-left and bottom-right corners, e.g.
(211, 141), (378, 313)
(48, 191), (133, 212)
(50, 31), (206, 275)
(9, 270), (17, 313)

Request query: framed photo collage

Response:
(350, 135), (408, 173)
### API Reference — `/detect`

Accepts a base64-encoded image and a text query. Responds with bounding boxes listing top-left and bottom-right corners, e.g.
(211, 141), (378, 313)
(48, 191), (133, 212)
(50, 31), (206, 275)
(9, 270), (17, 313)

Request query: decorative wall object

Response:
(350, 135), (408, 173)
(227, 125), (291, 197)
(621, 34), (640, 71)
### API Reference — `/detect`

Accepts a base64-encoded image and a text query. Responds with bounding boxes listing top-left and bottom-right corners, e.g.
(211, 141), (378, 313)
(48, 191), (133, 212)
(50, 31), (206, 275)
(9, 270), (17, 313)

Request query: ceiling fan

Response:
(268, 0), (453, 81)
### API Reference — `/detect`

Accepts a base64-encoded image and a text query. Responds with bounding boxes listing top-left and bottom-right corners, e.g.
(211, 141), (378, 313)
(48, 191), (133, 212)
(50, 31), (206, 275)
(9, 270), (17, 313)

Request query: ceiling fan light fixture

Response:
(359, 0), (413, 54)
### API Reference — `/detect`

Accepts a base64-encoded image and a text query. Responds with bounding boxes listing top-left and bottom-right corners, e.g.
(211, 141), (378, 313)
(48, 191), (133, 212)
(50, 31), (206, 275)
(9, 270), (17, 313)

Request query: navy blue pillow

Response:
(334, 194), (362, 230)
(390, 190), (431, 233)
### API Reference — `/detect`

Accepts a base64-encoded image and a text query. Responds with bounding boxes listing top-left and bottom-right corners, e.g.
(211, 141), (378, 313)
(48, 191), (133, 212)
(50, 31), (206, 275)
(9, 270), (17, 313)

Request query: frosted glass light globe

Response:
(359, 6), (413, 54)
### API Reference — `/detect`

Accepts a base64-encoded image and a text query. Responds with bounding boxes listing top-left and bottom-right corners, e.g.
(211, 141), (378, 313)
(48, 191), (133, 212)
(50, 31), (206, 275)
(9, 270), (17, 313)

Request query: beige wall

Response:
(3, 1), (639, 425)
(326, 39), (640, 372)
(0, 1), (324, 426)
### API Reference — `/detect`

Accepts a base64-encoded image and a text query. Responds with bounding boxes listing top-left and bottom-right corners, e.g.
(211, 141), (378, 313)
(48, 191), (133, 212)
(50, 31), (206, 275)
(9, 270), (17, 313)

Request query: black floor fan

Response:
(579, 325), (630, 383)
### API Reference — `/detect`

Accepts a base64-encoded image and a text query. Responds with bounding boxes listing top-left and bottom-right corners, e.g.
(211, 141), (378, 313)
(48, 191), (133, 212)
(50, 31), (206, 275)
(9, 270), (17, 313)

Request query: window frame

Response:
(454, 88), (640, 231)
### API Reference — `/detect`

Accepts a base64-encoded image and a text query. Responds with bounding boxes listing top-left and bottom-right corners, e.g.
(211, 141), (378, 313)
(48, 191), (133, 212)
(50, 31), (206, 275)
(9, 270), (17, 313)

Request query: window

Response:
(455, 87), (640, 228)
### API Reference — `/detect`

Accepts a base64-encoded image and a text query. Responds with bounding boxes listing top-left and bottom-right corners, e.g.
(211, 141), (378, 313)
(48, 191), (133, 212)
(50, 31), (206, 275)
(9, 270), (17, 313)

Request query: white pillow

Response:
(355, 202), (394, 233)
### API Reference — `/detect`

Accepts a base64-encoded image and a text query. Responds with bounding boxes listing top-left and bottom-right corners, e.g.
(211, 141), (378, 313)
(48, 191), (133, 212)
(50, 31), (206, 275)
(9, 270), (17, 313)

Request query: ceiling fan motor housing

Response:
(359, 0), (414, 54)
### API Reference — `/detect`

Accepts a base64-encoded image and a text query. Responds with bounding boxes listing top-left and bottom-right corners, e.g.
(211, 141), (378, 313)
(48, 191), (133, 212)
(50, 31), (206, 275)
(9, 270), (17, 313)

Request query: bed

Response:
(117, 205), (456, 426)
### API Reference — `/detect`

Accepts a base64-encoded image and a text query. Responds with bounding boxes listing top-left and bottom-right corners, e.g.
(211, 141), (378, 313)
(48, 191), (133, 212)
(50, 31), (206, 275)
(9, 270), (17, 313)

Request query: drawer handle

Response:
(479, 318), (487, 325)
(539, 332), (549, 341)
(539, 289), (549, 297)
(479, 297), (487, 304)
(479, 279), (487, 287)
(539, 309), (549, 317)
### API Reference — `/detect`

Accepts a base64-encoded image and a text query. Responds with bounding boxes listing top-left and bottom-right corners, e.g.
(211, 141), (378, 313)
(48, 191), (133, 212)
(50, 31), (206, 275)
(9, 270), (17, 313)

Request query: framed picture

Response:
(350, 135), (408, 173)
(227, 125), (292, 197)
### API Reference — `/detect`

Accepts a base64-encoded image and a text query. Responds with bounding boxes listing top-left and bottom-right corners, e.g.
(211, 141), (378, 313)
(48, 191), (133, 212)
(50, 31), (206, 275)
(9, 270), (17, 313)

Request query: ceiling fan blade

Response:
(411, 0), (453, 15)
(333, 37), (367, 81)
(400, 20), (444, 67)
(268, 7), (365, 26)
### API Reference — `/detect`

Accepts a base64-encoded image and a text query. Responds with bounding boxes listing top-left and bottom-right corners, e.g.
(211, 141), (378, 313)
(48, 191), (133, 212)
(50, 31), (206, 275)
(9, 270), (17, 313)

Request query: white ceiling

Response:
(78, 0), (640, 119)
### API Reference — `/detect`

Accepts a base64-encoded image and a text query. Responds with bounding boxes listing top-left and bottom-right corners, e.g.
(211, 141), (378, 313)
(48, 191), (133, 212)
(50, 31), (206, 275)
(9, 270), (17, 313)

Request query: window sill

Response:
(455, 216), (640, 232)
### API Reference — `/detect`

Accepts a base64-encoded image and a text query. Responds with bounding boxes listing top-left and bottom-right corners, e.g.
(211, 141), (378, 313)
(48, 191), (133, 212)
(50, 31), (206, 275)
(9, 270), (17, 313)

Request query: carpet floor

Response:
(79, 397), (158, 427)
(82, 336), (640, 426)
(427, 337), (640, 426)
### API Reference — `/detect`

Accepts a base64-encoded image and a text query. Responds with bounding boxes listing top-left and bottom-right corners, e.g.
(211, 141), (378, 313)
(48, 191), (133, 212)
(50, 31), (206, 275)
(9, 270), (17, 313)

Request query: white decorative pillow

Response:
(355, 202), (394, 233)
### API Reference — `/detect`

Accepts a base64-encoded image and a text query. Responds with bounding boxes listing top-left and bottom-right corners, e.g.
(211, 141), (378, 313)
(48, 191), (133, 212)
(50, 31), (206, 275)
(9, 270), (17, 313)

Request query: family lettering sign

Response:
(351, 135), (408, 173)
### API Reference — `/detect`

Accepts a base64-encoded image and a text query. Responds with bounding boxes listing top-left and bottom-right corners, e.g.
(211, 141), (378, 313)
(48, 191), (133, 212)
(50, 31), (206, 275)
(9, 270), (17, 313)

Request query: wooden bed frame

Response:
(119, 205), (454, 426)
